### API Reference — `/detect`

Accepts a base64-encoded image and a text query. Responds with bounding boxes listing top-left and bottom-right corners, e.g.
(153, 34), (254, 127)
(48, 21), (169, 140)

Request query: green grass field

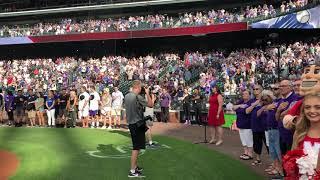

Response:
(0, 127), (261, 180)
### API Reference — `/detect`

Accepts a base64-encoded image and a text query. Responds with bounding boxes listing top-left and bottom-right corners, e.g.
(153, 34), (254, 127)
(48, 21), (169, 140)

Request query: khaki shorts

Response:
(111, 108), (121, 116)
(27, 111), (36, 119)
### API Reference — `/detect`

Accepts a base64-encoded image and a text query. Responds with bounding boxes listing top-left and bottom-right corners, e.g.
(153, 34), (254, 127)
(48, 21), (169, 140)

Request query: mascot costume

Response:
(283, 58), (320, 129)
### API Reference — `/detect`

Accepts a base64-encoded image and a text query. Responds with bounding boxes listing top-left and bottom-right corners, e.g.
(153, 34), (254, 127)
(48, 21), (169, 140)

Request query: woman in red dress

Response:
(208, 86), (225, 146)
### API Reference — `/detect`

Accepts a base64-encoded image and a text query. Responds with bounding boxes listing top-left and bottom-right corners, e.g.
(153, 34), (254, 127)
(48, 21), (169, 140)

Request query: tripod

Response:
(194, 112), (208, 144)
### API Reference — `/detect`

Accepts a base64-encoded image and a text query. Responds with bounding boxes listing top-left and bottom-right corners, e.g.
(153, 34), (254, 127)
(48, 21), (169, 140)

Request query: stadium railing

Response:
(1, 0), (320, 38)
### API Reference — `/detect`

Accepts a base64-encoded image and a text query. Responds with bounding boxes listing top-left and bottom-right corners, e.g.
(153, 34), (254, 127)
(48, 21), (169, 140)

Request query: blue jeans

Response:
(268, 129), (282, 161)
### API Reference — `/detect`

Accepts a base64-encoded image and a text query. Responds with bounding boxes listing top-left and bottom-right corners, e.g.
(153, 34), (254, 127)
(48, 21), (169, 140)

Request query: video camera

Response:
(140, 86), (158, 95)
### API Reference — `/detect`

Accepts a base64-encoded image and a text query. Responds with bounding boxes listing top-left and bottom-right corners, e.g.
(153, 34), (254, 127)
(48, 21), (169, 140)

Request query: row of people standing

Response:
(0, 86), (125, 129)
(234, 79), (302, 177)
(0, 88), (80, 128)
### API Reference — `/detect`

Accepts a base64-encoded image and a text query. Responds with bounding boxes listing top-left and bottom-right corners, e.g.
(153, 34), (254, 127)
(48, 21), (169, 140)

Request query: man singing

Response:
(124, 80), (155, 178)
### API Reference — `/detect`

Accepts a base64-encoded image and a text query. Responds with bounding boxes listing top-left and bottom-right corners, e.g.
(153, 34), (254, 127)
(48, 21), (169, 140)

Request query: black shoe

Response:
(135, 166), (143, 173)
(128, 171), (145, 178)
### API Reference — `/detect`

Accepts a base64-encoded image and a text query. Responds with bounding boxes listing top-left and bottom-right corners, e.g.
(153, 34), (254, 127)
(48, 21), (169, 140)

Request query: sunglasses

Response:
(253, 88), (260, 90)
(261, 98), (269, 101)
(272, 88), (279, 90)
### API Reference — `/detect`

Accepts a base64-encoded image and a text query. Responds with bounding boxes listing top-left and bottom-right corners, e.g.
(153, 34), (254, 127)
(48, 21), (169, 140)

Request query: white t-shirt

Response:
(144, 107), (154, 117)
(79, 92), (90, 111)
(112, 91), (124, 108)
(89, 91), (100, 111)
(226, 102), (234, 111)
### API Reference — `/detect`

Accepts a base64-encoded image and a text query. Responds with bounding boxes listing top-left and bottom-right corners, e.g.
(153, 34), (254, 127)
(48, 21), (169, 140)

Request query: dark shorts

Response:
(129, 123), (146, 150)
(59, 108), (68, 117)
(15, 107), (24, 117)
(89, 110), (98, 117)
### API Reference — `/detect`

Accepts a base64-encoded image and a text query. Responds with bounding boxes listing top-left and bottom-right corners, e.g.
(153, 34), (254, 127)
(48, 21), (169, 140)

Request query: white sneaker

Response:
(101, 126), (106, 129)
(107, 126), (112, 130)
(91, 126), (94, 129)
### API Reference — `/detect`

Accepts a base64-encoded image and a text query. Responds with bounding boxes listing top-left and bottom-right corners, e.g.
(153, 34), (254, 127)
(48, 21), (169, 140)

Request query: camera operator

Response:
(143, 88), (157, 147)
(124, 80), (155, 178)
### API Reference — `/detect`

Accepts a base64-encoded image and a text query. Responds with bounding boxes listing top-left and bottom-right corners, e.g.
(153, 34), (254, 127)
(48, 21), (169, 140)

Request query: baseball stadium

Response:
(0, 0), (320, 179)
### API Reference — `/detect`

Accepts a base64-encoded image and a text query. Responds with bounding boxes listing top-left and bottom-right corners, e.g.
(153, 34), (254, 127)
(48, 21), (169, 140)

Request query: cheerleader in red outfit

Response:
(208, 86), (225, 146)
(283, 95), (320, 179)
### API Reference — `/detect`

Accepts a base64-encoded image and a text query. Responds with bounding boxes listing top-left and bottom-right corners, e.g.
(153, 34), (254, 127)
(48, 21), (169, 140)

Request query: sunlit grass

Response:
(0, 128), (262, 180)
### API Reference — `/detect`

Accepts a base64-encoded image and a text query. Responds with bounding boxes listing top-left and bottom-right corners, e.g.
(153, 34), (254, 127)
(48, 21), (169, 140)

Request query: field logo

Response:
(87, 141), (171, 159)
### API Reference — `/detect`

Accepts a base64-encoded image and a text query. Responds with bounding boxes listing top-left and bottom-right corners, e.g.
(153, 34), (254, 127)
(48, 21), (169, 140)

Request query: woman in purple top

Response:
(258, 90), (284, 176)
(245, 85), (268, 166)
(160, 88), (171, 123)
(233, 90), (253, 160)
(5, 91), (15, 126)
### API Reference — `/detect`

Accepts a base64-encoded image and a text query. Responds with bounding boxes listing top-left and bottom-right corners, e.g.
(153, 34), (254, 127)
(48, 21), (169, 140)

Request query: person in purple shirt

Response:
(276, 80), (299, 155)
(258, 90), (284, 176)
(5, 91), (15, 126)
(245, 85), (268, 166)
(160, 88), (171, 123)
(233, 90), (253, 160)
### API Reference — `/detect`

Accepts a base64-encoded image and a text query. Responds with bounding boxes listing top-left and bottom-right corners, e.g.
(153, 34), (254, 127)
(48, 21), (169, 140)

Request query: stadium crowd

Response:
(0, 39), (318, 179)
(0, 40), (318, 130)
(0, 0), (313, 37)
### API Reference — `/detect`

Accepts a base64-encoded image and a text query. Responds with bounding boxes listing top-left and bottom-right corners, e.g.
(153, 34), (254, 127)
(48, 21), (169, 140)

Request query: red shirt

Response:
(34, 69), (39, 75)
(7, 76), (13, 85)
(298, 135), (320, 149)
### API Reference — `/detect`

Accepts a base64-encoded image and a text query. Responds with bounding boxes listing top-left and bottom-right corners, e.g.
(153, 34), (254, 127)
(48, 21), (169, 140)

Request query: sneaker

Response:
(101, 126), (106, 129)
(148, 143), (157, 148)
(128, 171), (145, 178)
(215, 140), (223, 146)
(107, 126), (112, 130)
(91, 126), (94, 129)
